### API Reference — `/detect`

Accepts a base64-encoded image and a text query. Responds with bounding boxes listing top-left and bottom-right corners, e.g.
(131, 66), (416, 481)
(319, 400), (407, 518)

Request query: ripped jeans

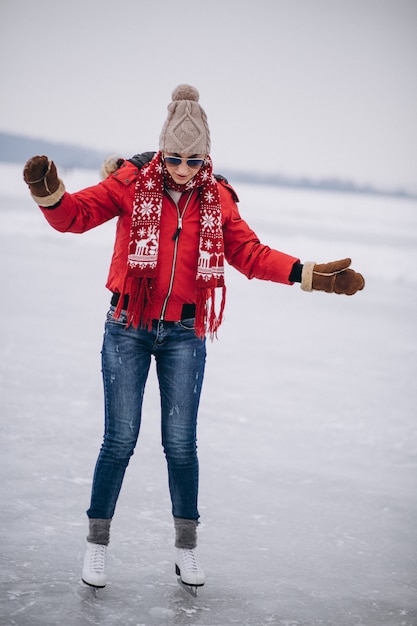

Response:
(87, 307), (206, 521)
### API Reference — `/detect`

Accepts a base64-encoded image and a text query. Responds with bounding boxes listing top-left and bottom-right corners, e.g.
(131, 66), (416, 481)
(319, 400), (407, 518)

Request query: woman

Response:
(23, 84), (364, 590)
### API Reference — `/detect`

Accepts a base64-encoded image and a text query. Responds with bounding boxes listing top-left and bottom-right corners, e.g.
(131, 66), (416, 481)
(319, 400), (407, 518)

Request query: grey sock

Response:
(87, 518), (112, 546)
(174, 517), (198, 549)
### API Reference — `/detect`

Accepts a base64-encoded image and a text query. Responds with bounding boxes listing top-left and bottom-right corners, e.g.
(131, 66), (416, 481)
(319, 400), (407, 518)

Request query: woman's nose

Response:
(176, 161), (190, 174)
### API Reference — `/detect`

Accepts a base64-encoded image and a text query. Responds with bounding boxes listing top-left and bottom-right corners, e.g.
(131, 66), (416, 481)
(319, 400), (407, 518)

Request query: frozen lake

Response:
(0, 163), (416, 625)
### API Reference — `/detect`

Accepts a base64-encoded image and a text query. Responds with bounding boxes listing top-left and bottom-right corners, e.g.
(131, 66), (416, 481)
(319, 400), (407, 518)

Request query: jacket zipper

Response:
(159, 190), (194, 321)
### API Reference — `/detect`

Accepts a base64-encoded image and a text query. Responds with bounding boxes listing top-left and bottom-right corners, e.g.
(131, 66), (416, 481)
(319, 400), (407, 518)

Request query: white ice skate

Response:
(175, 548), (205, 594)
(82, 541), (107, 588)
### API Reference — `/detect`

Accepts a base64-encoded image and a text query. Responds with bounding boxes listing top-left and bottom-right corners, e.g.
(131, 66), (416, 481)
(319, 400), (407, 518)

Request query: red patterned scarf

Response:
(115, 151), (226, 338)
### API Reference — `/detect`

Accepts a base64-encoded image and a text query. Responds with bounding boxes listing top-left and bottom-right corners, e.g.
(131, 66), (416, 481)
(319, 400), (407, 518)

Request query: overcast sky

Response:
(1, 0), (416, 191)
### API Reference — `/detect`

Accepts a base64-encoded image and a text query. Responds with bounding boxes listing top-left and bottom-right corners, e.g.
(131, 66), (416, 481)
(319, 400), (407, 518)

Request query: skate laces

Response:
(179, 549), (199, 572)
(89, 544), (106, 572)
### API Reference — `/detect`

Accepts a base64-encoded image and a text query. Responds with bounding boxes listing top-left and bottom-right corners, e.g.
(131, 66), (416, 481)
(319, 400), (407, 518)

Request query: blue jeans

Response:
(87, 307), (206, 521)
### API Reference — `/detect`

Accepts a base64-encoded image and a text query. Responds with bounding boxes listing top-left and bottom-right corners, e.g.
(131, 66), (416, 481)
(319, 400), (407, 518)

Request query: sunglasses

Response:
(164, 155), (205, 168)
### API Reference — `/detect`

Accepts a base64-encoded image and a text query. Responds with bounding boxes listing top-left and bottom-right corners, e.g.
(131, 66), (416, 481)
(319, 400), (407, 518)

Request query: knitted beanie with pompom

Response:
(159, 84), (211, 155)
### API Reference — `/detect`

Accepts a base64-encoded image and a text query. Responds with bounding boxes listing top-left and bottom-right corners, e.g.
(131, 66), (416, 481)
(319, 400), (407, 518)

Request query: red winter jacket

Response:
(40, 160), (299, 321)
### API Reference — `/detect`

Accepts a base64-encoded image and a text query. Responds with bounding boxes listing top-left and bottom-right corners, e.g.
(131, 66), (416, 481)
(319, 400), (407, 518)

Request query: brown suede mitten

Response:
(23, 155), (60, 196)
(301, 258), (365, 295)
(23, 155), (66, 207)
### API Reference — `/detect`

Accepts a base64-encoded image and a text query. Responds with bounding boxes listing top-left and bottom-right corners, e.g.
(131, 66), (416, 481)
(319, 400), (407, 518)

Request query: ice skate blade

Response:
(175, 564), (205, 595)
(177, 578), (200, 597)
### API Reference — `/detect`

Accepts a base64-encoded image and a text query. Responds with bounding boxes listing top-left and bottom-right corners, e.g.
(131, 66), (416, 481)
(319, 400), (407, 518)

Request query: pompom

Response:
(172, 84), (199, 102)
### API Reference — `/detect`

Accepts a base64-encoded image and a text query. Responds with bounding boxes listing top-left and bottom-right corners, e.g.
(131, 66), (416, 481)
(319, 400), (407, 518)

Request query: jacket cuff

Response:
(31, 180), (65, 207)
(301, 261), (316, 291)
(288, 261), (303, 283)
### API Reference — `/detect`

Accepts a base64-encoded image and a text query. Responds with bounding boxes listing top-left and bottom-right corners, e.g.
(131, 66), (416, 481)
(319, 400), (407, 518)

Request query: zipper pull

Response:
(173, 216), (183, 241)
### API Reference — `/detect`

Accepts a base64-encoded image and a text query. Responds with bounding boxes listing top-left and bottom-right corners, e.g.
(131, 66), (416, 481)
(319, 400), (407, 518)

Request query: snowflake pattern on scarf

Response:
(116, 151), (226, 338)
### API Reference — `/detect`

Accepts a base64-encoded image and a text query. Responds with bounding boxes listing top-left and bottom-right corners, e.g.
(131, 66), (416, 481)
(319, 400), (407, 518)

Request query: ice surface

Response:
(1, 164), (416, 625)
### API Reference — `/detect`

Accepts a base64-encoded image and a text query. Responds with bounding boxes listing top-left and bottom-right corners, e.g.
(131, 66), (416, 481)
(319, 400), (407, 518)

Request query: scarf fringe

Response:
(115, 280), (226, 339)
(195, 285), (227, 340)
(114, 276), (154, 330)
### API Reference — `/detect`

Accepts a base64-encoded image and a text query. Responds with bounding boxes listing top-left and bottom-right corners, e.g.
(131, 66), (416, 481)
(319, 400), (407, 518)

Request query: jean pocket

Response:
(177, 317), (196, 330)
(106, 306), (128, 326)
